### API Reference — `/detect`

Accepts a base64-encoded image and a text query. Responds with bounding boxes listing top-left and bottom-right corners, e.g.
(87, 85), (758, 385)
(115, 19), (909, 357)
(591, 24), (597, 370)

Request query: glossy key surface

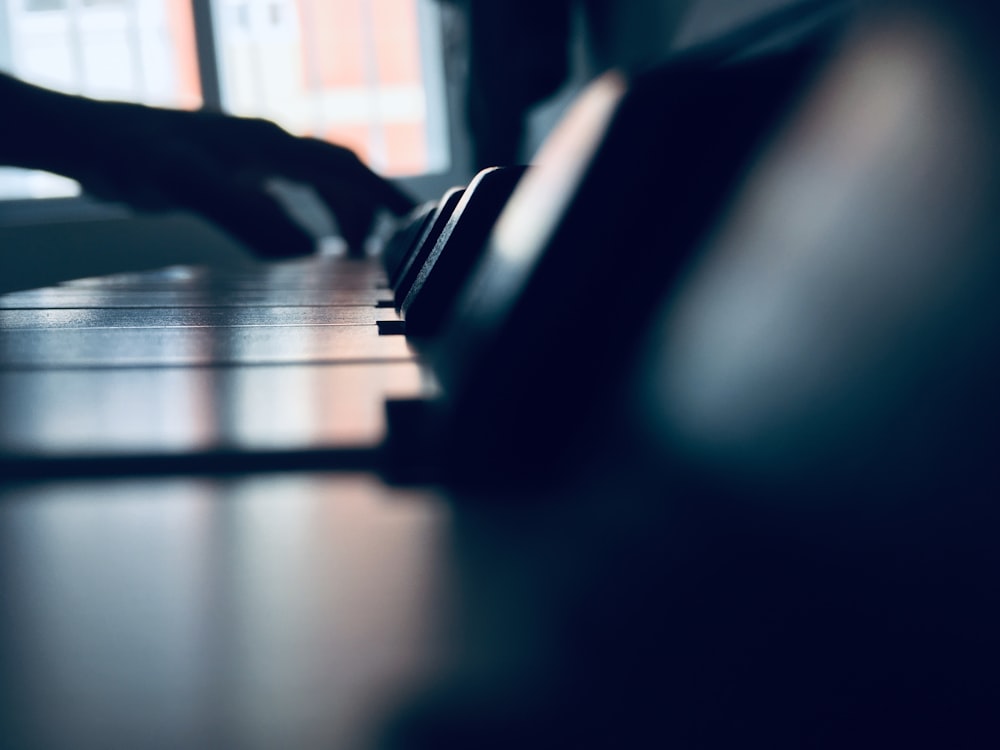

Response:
(402, 166), (528, 339)
(0, 255), (434, 467)
(391, 187), (465, 307)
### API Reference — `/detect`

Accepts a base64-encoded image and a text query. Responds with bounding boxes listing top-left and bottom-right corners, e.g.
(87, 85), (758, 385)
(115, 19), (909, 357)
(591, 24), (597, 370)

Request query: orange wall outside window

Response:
(297, 0), (368, 90)
(371, 0), (422, 86)
(297, 0), (423, 89)
(166, 0), (201, 108)
(323, 123), (373, 162)
(383, 121), (427, 173)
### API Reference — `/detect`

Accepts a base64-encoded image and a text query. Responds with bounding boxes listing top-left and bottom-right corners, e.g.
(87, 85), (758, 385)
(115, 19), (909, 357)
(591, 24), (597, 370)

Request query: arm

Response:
(0, 73), (415, 257)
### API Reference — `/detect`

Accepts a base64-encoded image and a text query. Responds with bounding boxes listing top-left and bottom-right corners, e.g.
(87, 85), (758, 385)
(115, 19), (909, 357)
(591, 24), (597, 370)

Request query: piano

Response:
(3, 2), (1000, 747)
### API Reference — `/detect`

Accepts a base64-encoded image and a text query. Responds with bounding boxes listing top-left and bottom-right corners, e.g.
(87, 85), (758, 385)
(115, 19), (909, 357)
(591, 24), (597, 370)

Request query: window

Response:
(0, 0), (460, 201)
(0, 0), (203, 197)
(213, 0), (448, 176)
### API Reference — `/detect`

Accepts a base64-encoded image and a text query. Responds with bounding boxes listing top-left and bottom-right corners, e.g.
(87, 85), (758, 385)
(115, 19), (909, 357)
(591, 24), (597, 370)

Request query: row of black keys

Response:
(373, 36), (786, 485)
(370, 32), (813, 487)
(377, 166), (542, 487)
(382, 166), (527, 342)
(372, 64), (714, 487)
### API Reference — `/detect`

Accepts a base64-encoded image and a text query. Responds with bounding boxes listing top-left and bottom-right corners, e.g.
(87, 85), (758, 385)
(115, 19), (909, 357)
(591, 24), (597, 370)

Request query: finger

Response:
(183, 114), (416, 251)
(219, 119), (416, 215)
(247, 129), (415, 256)
(313, 184), (376, 257)
(295, 137), (417, 216)
(153, 146), (316, 259)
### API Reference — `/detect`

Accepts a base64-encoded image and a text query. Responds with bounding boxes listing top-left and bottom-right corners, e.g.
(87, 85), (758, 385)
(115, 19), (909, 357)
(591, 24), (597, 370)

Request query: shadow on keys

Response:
(380, 2), (1000, 748)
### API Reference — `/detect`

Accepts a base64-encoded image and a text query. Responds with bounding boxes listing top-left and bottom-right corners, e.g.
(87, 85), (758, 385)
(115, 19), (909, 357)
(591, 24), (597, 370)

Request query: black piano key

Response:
(391, 187), (465, 305)
(401, 166), (527, 340)
(383, 200), (438, 282)
(399, 30), (837, 486)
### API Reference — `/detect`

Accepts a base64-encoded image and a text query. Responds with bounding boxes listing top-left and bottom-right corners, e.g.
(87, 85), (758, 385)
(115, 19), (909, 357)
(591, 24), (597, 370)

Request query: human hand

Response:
(62, 99), (415, 258)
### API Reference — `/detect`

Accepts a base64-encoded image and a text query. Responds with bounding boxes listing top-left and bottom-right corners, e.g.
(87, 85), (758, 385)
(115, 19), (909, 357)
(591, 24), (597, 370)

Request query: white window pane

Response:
(2, 0), (200, 105)
(1, 0), (201, 199)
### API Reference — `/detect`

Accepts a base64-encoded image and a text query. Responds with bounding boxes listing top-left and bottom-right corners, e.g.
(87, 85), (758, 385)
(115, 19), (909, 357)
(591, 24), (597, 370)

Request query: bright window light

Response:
(212, 0), (449, 176)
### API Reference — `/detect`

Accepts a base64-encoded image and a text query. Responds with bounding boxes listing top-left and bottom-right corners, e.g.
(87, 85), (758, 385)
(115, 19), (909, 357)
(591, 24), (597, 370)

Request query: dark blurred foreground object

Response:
(0, 73), (414, 258)
(384, 0), (850, 487)
(383, 2), (1000, 748)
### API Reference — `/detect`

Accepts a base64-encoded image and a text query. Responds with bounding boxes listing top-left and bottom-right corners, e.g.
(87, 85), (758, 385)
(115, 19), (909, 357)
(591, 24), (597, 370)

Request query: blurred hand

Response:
(52, 96), (415, 258)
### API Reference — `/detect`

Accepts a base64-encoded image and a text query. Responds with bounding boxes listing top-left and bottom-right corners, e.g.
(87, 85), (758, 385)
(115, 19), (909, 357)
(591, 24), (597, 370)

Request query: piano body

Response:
(4, 1), (1000, 747)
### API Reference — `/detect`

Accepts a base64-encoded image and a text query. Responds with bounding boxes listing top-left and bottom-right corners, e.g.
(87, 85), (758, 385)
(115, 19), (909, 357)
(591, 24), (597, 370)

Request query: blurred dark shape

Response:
(640, 0), (1000, 502)
(384, 0), (846, 488)
(382, 1), (1000, 748)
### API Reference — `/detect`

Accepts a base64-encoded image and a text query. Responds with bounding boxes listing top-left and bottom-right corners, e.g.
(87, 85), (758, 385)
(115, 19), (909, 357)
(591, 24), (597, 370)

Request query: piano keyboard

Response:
(7, 7), (995, 748)
(0, 255), (436, 476)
